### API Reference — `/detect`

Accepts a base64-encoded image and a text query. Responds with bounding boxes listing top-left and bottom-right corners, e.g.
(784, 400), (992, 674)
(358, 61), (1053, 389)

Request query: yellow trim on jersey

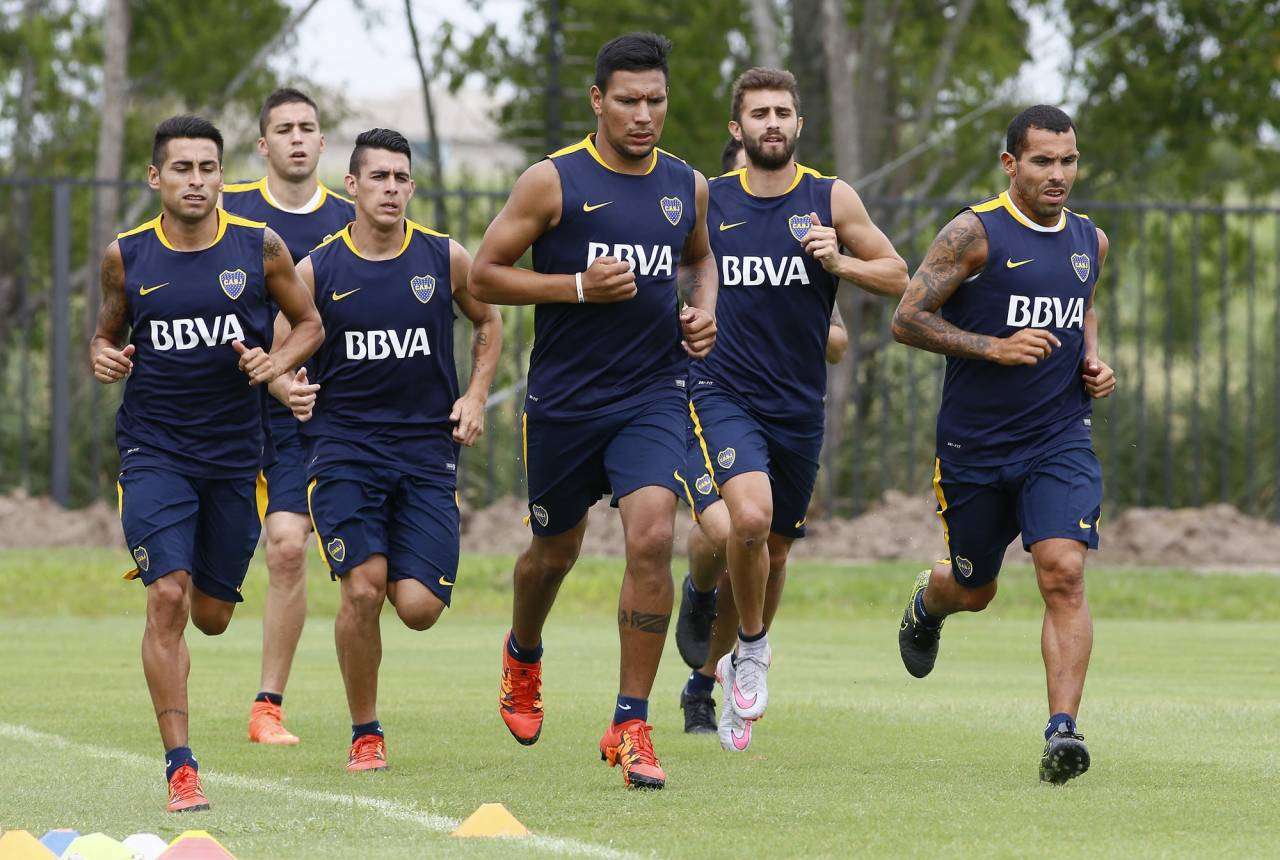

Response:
(932, 458), (950, 548)
(117, 208), (262, 251)
(306, 478), (329, 567)
(735, 162), (831, 198)
(256, 471), (270, 523)
(688, 401), (719, 492)
(521, 413), (532, 526)
(550, 133), (658, 176)
(223, 176), (352, 214)
(672, 469), (699, 524)
(337, 218), (447, 261)
(971, 191), (1066, 233)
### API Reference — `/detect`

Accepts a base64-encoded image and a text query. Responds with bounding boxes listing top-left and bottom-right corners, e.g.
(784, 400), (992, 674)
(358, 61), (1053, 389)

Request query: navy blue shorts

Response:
(307, 464), (460, 605)
(257, 424), (310, 517)
(934, 443), (1103, 587)
(117, 466), (260, 603)
(689, 387), (820, 539)
(674, 412), (722, 522)
(523, 391), (685, 536)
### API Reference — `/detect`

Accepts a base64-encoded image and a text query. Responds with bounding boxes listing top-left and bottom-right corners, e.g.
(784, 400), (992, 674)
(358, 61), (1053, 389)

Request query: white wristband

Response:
(575, 271), (585, 303)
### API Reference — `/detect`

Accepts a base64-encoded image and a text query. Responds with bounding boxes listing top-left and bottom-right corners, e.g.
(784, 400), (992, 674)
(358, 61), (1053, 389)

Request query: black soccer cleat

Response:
(899, 570), (943, 678)
(680, 688), (717, 735)
(1040, 730), (1090, 784)
(675, 574), (717, 670)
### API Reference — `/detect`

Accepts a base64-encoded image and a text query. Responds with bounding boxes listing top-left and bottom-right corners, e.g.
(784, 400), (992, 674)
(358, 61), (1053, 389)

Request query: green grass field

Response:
(1, 549), (1277, 858)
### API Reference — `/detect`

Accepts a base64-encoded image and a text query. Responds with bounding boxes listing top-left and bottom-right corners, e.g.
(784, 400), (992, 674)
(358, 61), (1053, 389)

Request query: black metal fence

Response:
(2, 177), (1278, 520)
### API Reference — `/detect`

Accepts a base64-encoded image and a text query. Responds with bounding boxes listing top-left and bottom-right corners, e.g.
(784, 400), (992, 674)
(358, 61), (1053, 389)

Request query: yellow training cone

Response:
(450, 803), (530, 838)
(0, 829), (56, 859)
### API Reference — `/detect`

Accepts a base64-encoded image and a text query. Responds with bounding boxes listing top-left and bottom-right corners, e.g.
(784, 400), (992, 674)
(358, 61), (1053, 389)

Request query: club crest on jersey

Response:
(695, 473), (714, 496)
(531, 504), (549, 528)
(410, 274), (436, 303)
(956, 556), (974, 578)
(1071, 253), (1091, 283)
(132, 546), (150, 573)
(219, 269), (247, 300)
(660, 196), (683, 226)
(717, 447), (736, 470)
(788, 214), (812, 242)
(326, 537), (346, 564)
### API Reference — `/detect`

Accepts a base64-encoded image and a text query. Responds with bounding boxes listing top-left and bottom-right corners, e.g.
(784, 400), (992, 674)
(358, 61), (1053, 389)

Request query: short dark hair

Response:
(349, 127), (412, 176)
(259, 87), (319, 136)
(151, 115), (223, 168)
(721, 137), (744, 173)
(730, 67), (801, 123)
(1006, 105), (1075, 159)
(594, 32), (671, 92)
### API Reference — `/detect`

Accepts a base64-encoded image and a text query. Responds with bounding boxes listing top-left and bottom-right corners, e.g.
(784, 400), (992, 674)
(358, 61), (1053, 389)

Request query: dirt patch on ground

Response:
(5, 489), (1279, 572)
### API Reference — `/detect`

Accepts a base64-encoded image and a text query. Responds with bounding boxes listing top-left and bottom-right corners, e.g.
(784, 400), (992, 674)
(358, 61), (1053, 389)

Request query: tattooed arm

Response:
(90, 241), (135, 383)
(253, 227), (323, 385)
(891, 211), (1059, 366)
(450, 239), (504, 446)
(677, 169), (717, 358)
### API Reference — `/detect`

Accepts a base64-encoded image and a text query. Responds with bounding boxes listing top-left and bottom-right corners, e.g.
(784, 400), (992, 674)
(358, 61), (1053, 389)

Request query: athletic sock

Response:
(613, 695), (648, 725)
(1046, 712), (1077, 740)
(165, 746), (196, 781)
(351, 720), (383, 743)
(506, 630), (543, 664)
(685, 669), (715, 696)
(737, 627), (768, 657)
(914, 589), (943, 629)
(686, 574), (717, 608)
(255, 691), (283, 706)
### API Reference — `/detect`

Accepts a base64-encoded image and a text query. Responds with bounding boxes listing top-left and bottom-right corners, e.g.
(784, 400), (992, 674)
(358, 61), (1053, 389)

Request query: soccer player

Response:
(469, 33), (717, 790)
(90, 115), (323, 812)
(221, 88), (355, 746)
(891, 105), (1116, 784)
(675, 133), (850, 736)
(683, 67), (907, 749)
(280, 128), (502, 772)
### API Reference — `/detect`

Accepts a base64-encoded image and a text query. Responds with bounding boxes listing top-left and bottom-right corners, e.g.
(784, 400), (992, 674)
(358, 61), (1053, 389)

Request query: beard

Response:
(742, 132), (796, 170)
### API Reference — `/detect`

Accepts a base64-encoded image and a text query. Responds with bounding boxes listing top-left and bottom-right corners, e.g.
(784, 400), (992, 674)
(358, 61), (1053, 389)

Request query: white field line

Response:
(0, 722), (634, 859)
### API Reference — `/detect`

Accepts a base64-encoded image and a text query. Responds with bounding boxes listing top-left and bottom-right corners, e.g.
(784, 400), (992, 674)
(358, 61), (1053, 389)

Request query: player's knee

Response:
(343, 576), (386, 615)
(397, 600), (444, 631)
(146, 576), (189, 629)
(959, 582), (998, 612)
(1038, 557), (1085, 607)
(267, 532), (308, 578)
(625, 518), (675, 570)
(767, 535), (792, 573)
(526, 542), (579, 580)
(191, 607), (232, 636)
(729, 503), (772, 546)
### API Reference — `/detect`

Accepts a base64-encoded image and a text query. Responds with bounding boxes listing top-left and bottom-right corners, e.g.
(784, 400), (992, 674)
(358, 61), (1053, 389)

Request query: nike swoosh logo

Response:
(794, 518), (806, 529)
(732, 683), (756, 711)
(1079, 518), (1092, 529)
(332, 289), (360, 301)
(730, 722), (752, 750)
(139, 282), (169, 295)
(582, 201), (613, 212)
(719, 221), (747, 231)
(1006, 258), (1034, 269)
(617, 703), (631, 710)
(438, 576), (455, 587)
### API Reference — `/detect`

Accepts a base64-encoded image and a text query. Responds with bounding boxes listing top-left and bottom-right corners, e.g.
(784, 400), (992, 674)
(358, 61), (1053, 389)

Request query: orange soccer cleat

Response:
(499, 633), (544, 745)
(346, 733), (388, 772)
(167, 764), (210, 813)
(248, 700), (300, 746)
(599, 719), (666, 789)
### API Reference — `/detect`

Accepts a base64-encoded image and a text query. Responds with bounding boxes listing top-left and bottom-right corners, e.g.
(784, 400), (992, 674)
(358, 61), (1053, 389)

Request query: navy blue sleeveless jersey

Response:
(115, 210), (273, 477)
(221, 178), (354, 263)
(302, 221), (461, 484)
(528, 134), (696, 419)
(936, 190), (1100, 465)
(690, 164), (838, 425)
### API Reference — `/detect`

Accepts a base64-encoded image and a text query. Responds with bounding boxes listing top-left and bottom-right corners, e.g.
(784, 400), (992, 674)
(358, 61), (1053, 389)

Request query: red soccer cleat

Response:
(346, 733), (388, 772)
(167, 764), (210, 812)
(599, 719), (666, 789)
(248, 700), (300, 746)
(499, 633), (544, 745)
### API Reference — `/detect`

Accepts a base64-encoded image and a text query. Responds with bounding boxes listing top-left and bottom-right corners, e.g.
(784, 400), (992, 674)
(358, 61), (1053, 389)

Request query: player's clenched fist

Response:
(580, 255), (638, 303)
(93, 343), (136, 383)
(450, 393), (486, 446)
(287, 367), (320, 422)
(232, 339), (277, 386)
(989, 328), (1060, 366)
(1082, 357), (1116, 398)
(799, 211), (840, 272)
(680, 306), (716, 359)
